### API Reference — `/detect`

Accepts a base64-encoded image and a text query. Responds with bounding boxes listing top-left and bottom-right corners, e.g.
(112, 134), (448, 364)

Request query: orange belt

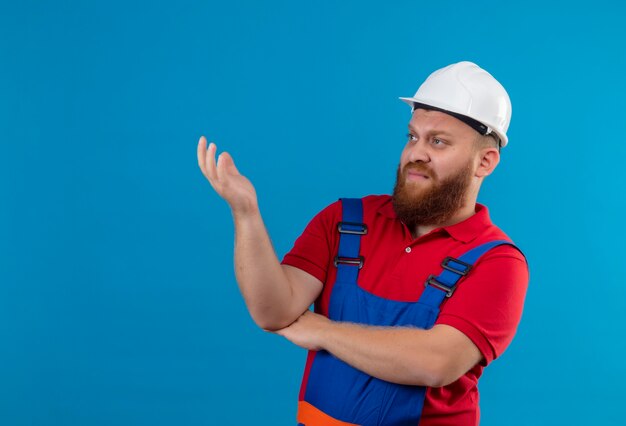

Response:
(297, 401), (360, 426)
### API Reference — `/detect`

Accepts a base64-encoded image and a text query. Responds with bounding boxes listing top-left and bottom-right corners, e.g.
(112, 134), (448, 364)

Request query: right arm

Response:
(197, 136), (322, 330)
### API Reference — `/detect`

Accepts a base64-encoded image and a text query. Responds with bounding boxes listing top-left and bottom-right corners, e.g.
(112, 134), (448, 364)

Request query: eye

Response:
(432, 137), (445, 146)
(406, 133), (417, 142)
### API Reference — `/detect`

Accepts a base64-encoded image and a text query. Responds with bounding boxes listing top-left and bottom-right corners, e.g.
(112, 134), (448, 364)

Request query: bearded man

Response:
(197, 61), (529, 426)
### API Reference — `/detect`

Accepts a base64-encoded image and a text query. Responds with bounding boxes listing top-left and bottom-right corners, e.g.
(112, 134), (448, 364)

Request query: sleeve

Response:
(435, 245), (529, 365)
(281, 200), (342, 285)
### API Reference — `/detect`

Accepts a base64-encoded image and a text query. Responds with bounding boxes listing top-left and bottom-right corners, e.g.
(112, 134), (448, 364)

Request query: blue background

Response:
(2, 1), (625, 424)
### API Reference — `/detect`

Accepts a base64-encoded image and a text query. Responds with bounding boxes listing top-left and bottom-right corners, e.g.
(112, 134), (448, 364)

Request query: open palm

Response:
(197, 136), (258, 214)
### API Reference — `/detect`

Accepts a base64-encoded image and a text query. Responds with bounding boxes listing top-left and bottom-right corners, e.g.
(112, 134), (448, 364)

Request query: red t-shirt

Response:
(282, 195), (529, 426)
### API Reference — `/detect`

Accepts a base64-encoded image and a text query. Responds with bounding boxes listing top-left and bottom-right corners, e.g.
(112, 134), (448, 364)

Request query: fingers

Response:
(205, 141), (219, 183)
(197, 135), (222, 189)
(197, 136), (208, 177)
(197, 136), (240, 187)
(215, 150), (226, 182)
(217, 151), (240, 177)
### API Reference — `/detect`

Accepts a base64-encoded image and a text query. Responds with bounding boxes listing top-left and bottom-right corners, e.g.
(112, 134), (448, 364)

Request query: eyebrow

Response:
(407, 124), (454, 137)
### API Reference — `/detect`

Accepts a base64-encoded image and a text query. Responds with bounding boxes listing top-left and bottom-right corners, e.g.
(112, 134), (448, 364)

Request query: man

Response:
(197, 61), (528, 425)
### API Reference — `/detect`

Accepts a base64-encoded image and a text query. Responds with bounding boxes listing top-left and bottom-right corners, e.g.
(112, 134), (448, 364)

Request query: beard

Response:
(391, 160), (473, 229)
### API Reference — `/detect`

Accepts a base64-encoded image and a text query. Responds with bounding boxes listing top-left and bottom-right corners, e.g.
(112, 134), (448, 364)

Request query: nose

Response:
(404, 138), (430, 164)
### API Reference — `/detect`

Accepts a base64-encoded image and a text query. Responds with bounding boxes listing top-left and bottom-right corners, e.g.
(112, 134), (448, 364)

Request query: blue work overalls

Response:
(298, 198), (519, 426)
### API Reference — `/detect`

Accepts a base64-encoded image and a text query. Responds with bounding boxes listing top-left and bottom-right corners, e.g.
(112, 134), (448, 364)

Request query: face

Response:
(392, 109), (480, 227)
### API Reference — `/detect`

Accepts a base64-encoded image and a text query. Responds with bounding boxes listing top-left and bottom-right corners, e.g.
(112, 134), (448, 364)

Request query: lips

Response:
(407, 170), (429, 180)
(404, 165), (433, 180)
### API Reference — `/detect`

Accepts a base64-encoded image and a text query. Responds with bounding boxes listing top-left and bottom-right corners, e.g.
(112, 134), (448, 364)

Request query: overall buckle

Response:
(334, 256), (365, 269)
(337, 222), (368, 235)
(425, 275), (456, 298)
(441, 257), (472, 276)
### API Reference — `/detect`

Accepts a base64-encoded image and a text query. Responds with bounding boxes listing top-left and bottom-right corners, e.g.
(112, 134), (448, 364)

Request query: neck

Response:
(412, 201), (477, 239)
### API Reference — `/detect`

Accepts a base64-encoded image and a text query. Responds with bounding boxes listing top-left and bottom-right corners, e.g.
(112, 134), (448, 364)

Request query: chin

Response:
(405, 182), (430, 195)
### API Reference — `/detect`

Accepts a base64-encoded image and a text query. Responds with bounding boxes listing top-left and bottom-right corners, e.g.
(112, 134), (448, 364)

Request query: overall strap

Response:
(418, 240), (518, 309)
(334, 198), (367, 284)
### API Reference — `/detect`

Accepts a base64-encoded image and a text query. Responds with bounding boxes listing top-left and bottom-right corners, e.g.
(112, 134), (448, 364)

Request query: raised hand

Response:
(197, 136), (258, 216)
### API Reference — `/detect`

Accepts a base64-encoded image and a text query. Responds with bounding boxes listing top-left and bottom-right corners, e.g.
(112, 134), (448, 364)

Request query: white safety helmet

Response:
(399, 61), (512, 147)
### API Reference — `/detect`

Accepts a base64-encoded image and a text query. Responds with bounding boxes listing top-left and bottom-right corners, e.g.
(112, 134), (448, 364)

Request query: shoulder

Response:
(467, 205), (527, 265)
(314, 195), (391, 220)
(474, 226), (527, 266)
(361, 194), (392, 207)
(361, 194), (394, 221)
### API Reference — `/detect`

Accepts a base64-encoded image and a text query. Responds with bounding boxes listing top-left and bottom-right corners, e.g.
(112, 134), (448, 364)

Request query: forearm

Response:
(320, 321), (447, 387)
(198, 139), (310, 329)
(232, 208), (299, 330)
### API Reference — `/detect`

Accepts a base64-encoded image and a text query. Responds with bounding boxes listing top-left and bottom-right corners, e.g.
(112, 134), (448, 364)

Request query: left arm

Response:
(275, 311), (482, 388)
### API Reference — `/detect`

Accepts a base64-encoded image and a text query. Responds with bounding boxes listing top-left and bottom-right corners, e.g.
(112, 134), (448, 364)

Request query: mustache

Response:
(401, 163), (436, 180)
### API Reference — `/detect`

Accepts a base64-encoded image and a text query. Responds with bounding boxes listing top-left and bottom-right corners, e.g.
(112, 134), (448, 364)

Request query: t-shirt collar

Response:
(377, 198), (492, 243)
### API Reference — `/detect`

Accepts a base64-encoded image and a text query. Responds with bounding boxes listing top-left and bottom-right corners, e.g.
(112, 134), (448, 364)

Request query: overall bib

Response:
(297, 198), (517, 426)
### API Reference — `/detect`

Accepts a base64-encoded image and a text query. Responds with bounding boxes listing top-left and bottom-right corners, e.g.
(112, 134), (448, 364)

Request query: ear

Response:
(475, 148), (500, 178)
